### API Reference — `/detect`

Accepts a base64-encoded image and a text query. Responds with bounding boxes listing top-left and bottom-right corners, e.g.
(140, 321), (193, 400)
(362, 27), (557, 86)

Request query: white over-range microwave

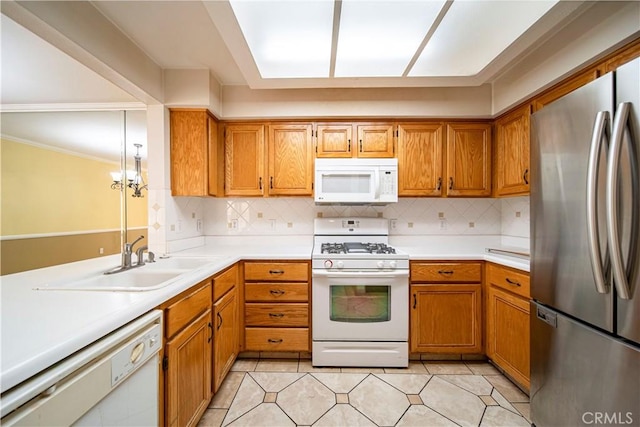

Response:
(314, 158), (398, 204)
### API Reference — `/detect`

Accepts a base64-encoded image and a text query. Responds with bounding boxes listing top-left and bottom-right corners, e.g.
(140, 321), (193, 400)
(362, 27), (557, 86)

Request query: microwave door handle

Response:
(374, 169), (380, 198)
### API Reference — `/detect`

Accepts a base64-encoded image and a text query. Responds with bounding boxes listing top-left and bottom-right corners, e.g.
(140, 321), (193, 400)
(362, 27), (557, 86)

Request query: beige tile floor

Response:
(198, 359), (531, 427)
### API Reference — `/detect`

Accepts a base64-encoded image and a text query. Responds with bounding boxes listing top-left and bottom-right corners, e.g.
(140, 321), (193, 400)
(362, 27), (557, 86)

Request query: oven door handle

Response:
(312, 270), (409, 279)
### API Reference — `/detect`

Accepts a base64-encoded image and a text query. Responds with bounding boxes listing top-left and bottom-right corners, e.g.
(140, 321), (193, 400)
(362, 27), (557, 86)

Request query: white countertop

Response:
(0, 234), (528, 394)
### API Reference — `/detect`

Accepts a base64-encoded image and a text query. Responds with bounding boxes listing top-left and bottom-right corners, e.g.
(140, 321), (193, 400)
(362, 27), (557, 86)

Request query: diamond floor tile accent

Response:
(277, 375), (335, 425)
(198, 360), (531, 427)
(349, 375), (410, 426)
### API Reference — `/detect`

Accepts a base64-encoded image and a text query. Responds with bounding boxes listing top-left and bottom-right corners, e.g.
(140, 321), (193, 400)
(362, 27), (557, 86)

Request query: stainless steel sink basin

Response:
(35, 270), (185, 292)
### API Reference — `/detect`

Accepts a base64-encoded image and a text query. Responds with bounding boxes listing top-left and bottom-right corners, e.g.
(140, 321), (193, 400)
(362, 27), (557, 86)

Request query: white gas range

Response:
(311, 218), (409, 368)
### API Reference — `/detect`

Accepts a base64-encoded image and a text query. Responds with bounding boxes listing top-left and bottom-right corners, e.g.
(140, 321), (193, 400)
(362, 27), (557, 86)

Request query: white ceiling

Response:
(0, 1), (594, 159)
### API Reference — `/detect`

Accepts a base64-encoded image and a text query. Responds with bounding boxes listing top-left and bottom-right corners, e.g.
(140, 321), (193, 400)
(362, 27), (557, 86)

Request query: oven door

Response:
(312, 270), (408, 341)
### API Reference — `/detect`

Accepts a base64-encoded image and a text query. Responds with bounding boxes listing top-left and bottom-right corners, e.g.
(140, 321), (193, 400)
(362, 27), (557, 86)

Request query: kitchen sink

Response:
(145, 256), (223, 271)
(35, 269), (185, 292)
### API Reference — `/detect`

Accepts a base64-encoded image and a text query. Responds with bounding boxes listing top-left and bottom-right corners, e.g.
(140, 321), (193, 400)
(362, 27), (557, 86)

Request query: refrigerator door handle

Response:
(607, 102), (634, 300)
(586, 110), (611, 294)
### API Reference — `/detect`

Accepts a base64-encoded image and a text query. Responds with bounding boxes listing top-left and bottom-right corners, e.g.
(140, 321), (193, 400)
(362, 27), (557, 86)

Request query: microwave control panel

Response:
(381, 170), (396, 195)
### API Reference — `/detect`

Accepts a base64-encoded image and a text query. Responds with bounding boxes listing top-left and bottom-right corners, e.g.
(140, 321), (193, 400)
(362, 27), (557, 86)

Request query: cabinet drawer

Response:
(245, 283), (309, 302)
(411, 262), (482, 283)
(487, 263), (530, 298)
(165, 282), (212, 339)
(213, 265), (237, 301)
(245, 303), (309, 327)
(245, 328), (309, 351)
(245, 262), (309, 282)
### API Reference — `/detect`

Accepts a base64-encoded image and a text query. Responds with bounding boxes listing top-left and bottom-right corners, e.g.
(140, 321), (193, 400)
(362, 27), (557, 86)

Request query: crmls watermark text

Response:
(582, 412), (635, 425)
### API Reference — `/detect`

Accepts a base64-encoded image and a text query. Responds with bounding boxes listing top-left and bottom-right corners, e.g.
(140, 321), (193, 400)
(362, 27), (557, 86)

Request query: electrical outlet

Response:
(287, 222), (293, 228)
(228, 219), (238, 229)
(170, 224), (175, 232)
(270, 219), (276, 229)
(257, 212), (263, 218)
(408, 222), (414, 228)
(197, 219), (203, 231)
(438, 212), (445, 219)
(468, 222), (475, 228)
(390, 219), (398, 229)
(440, 219), (448, 230)
(516, 211), (522, 218)
(99, 247), (104, 255)
(191, 212), (196, 219)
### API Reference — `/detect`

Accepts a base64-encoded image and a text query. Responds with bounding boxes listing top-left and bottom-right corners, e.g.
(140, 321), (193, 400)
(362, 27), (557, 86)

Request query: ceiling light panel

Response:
(409, 0), (558, 77)
(230, 0), (334, 78)
(335, 0), (446, 77)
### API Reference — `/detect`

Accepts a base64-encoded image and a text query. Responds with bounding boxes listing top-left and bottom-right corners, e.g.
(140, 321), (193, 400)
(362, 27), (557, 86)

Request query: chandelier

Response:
(110, 143), (147, 198)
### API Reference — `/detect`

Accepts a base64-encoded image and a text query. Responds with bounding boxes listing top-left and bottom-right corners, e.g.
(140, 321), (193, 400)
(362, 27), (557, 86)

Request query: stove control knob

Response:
(324, 260), (333, 269)
(377, 261), (385, 269)
(389, 260), (397, 269)
(336, 261), (344, 269)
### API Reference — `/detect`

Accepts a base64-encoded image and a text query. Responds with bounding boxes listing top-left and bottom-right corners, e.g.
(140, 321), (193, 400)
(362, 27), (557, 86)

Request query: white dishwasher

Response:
(1, 310), (162, 426)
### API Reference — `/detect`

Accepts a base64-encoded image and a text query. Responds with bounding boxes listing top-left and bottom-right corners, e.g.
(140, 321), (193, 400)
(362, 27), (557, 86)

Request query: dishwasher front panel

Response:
(1, 310), (162, 426)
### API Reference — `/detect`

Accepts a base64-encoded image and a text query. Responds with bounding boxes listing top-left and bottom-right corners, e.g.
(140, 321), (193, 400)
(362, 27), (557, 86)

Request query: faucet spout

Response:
(136, 245), (148, 266)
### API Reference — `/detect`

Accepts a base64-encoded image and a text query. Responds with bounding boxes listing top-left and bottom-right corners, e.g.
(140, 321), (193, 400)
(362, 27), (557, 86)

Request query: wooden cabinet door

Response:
(316, 124), (353, 158)
(410, 284), (482, 353)
(357, 124), (395, 158)
(495, 106), (530, 196)
(487, 286), (530, 389)
(267, 124), (314, 196)
(170, 109), (221, 197)
(213, 287), (239, 393)
(445, 123), (492, 197)
(165, 309), (212, 427)
(397, 123), (444, 196)
(225, 124), (265, 196)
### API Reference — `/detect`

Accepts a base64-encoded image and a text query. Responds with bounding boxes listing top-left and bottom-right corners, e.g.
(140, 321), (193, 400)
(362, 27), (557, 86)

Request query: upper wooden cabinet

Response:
(267, 124), (314, 196)
(397, 123), (444, 196)
(445, 123), (492, 197)
(316, 123), (394, 158)
(170, 109), (223, 197)
(224, 124), (265, 196)
(316, 123), (353, 158)
(357, 123), (395, 157)
(494, 105), (531, 196)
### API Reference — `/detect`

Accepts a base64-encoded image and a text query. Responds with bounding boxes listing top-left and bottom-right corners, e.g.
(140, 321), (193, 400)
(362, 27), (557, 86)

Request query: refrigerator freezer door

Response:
(614, 57), (640, 345)
(531, 73), (614, 332)
(531, 302), (640, 427)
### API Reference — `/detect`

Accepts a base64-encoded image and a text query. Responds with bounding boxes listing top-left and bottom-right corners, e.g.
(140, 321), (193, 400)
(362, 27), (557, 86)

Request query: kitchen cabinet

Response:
(532, 66), (601, 112)
(445, 123), (492, 197)
(163, 281), (212, 427)
(494, 105), (531, 196)
(485, 263), (530, 390)
(244, 261), (310, 352)
(224, 124), (265, 196)
(212, 265), (239, 393)
(170, 109), (223, 196)
(397, 123), (444, 196)
(410, 262), (482, 353)
(316, 123), (353, 158)
(267, 124), (314, 196)
(315, 122), (394, 158)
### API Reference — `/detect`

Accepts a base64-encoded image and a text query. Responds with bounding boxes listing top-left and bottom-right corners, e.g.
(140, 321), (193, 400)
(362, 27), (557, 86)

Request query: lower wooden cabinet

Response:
(410, 261), (483, 354)
(213, 286), (239, 392)
(485, 263), (531, 390)
(163, 281), (213, 427)
(243, 261), (310, 352)
(410, 284), (482, 353)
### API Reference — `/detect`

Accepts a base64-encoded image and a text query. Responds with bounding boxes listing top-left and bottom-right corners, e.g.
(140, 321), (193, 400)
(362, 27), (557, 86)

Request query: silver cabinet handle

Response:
(587, 110), (611, 294)
(607, 102), (636, 300)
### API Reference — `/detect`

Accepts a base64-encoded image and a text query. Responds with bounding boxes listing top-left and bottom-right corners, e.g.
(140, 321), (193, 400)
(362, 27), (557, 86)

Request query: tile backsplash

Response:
(199, 196), (530, 238)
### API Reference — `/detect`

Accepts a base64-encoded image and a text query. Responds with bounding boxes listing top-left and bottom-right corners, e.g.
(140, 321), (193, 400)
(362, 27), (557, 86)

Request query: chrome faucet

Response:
(123, 235), (145, 268)
(105, 235), (147, 274)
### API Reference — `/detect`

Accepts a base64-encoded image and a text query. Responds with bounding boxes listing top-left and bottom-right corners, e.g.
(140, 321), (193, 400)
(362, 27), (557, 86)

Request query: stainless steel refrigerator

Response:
(530, 57), (640, 426)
